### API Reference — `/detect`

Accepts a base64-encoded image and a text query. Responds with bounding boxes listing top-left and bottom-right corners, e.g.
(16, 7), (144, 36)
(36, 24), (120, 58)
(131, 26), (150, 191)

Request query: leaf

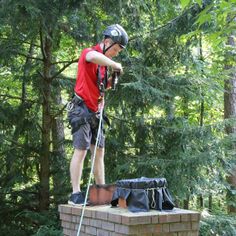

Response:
(195, 0), (202, 6)
(180, 0), (191, 9)
(196, 12), (212, 26)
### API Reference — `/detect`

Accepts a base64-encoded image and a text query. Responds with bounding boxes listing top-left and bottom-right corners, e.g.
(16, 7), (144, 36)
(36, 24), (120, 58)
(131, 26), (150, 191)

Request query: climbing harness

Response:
(97, 65), (107, 95)
(67, 95), (96, 134)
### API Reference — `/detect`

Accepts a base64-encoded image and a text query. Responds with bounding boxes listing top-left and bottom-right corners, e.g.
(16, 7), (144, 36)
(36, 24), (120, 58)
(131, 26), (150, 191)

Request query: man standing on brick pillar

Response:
(67, 24), (128, 205)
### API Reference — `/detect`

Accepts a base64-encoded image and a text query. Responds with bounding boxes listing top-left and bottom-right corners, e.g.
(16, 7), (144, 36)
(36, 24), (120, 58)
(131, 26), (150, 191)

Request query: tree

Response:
(224, 33), (236, 213)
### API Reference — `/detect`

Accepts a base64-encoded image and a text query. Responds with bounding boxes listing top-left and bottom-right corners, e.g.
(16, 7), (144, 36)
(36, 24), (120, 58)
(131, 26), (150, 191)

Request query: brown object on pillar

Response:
(89, 184), (116, 205)
(118, 197), (127, 208)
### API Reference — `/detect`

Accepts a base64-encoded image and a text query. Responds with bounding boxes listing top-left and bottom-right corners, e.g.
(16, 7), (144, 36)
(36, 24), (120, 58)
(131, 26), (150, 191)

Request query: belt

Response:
(74, 93), (83, 101)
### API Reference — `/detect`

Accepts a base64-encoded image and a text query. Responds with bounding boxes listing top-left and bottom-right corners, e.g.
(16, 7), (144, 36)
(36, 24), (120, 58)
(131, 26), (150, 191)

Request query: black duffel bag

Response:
(111, 177), (175, 213)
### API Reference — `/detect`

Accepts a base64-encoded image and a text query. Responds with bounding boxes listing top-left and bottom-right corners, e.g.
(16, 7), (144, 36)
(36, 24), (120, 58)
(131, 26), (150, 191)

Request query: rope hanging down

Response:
(76, 104), (104, 236)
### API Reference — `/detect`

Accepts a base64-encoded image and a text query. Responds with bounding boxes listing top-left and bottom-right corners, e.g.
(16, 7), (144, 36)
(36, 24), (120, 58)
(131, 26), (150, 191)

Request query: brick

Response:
(178, 231), (199, 236)
(152, 215), (159, 223)
(81, 206), (99, 218)
(114, 224), (136, 234)
(159, 214), (181, 223)
(60, 213), (72, 222)
(122, 215), (152, 225)
(90, 218), (102, 228)
(102, 221), (115, 231)
(80, 217), (90, 226)
(169, 222), (191, 232)
(108, 213), (122, 223)
(74, 224), (85, 231)
(79, 232), (93, 236)
(90, 209), (97, 218)
(83, 210), (92, 218)
(162, 224), (170, 232)
(191, 213), (200, 222)
(59, 204), (72, 214)
(71, 206), (82, 215)
(97, 228), (110, 236)
(71, 215), (80, 223)
(152, 224), (162, 233)
(62, 227), (69, 235)
(70, 222), (76, 230)
(85, 225), (97, 235)
(110, 232), (126, 236)
(96, 211), (108, 220)
(181, 214), (191, 222)
(135, 224), (156, 234)
(153, 233), (178, 236)
(191, 222), (200, 231)
(61, 220), (71, 229)
(63, 227), (76, 236)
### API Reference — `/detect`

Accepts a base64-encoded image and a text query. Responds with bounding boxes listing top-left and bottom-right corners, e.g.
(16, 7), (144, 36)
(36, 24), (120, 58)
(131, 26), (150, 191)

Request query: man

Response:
(68, 24), (128, 205)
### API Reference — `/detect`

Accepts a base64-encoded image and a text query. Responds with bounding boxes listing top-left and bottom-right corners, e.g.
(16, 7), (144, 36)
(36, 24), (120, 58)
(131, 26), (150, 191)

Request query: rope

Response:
(145, 187), (161, 209)
(76, 104), (104, 236)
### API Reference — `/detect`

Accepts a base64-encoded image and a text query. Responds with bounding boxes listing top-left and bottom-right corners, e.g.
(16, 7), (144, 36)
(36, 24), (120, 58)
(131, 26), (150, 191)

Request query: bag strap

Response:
(97, 65), (108, 95)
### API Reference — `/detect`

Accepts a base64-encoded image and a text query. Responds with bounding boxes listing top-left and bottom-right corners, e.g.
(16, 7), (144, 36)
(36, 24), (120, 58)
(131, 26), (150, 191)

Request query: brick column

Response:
(58, 205), (201, 236)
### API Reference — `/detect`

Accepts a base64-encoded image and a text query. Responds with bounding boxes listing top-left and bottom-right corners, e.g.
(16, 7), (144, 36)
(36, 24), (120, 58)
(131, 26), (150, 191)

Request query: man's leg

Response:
(90, 145), (105, 184)
(70, 148), (87, 193)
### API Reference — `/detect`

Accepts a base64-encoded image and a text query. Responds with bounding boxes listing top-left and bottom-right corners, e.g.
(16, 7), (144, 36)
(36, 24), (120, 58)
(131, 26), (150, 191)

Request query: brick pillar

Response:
(58, 205), (201, 236)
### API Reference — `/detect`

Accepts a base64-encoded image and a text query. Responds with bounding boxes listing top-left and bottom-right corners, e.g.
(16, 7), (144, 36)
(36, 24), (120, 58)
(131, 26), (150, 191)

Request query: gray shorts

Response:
(68, 100), (105, 150)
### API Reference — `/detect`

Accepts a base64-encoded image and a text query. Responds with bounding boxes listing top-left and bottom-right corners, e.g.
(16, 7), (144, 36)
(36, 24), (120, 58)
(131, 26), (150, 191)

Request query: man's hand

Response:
(112, 62), (123, 74)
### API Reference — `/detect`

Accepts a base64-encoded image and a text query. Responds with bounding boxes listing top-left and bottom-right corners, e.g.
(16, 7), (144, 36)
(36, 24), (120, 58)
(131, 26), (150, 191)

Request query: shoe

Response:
(68, 191), (86, 205)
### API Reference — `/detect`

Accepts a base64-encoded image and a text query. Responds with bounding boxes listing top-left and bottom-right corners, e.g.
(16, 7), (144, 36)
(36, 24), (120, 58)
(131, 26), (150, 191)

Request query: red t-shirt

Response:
(74, 44), (106, 112)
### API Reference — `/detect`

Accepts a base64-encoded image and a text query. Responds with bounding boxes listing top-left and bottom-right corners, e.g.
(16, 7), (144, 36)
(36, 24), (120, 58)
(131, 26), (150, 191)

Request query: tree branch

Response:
(129, 3), (202, 42)
(50, 58), (78, 81)
(0, 94), (37, 104)
(0, 37), (40, 48)
(51, 104), (68, 119)
(16, 52), (43, 61)
(51, 59), (78, 65)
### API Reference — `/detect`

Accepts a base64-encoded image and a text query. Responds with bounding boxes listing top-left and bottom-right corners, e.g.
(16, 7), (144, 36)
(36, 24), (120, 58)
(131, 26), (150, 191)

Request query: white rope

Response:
(145, 187), (160, 209)
(76, 105), (104, 236)
(150, 188), (156, 208)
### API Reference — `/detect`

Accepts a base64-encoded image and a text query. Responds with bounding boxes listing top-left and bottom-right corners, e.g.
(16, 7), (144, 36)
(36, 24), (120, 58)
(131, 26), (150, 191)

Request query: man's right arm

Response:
(86, 51), (123, 73)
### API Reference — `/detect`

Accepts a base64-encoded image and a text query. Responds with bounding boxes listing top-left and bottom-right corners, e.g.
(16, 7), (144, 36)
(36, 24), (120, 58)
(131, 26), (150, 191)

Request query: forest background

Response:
(0, 0), (236, 235)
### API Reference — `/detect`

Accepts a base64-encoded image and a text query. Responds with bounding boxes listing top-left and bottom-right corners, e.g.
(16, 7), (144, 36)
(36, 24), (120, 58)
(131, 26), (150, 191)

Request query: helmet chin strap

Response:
(103, 42), (116, 54)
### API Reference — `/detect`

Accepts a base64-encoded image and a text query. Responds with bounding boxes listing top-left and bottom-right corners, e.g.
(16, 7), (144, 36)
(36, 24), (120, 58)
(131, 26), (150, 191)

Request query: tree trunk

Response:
(198, 34), (205, 210)
(51, 85), (68, 204)
(208, 193), (212, 212)
(224, 34), (236, 213)
(198, 194), (204, 208)
(40, 80), (51, 211)
(183, 196), (189, 209)
(39, 34), (53, 211)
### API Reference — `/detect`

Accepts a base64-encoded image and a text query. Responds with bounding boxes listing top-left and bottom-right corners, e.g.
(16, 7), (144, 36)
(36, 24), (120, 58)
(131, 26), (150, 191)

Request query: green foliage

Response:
(0, 208), (62, 236)
(34, 226), (63, 236)
(200, 212), (236, 236)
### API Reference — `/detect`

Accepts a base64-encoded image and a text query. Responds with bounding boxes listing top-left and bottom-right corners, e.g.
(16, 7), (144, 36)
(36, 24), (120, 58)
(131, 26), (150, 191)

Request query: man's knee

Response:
(73, 148), (87, 161)
(96, 147), (104, 156)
